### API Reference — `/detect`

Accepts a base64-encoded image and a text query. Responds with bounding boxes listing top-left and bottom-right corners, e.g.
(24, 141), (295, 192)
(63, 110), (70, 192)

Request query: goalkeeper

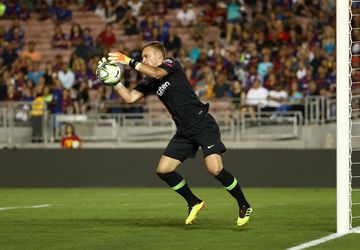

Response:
(100, 41), (252, 226)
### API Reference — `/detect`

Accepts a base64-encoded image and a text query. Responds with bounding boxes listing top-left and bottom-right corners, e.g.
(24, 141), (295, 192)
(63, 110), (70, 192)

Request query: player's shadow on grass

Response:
(118, 218), (250, 231)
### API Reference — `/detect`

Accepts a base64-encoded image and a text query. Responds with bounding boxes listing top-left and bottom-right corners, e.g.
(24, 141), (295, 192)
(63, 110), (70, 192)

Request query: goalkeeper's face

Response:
(141, 47), (164, 67)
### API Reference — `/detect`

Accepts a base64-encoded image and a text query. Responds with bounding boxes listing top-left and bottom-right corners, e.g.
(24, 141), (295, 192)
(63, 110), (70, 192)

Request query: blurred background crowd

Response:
(0, 0), (336, 117)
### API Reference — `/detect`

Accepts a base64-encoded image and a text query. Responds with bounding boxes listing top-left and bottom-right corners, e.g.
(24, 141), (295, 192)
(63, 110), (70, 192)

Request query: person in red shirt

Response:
(61, 123), (81, 149)
(97, 24), (116, 49)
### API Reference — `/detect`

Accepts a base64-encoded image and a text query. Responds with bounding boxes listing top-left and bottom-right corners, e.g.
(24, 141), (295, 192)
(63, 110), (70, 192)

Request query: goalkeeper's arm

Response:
(97, 57), (144, 104)
(108, 52), (168, 79)
(113, 84), (144, 104)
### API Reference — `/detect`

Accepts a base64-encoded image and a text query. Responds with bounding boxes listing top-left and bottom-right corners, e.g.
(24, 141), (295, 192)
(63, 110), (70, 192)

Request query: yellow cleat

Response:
(185, 201), (205, 225)
(237, 207), (253, 226)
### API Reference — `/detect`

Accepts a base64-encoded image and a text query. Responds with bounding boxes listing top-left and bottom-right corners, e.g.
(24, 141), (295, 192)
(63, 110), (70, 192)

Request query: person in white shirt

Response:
(176, 3), (196, 27)
(242, 79), (268, 121)
(58, 63), (75, 90)
(266, 84), (288, 111)
(128, 0), (143, 17)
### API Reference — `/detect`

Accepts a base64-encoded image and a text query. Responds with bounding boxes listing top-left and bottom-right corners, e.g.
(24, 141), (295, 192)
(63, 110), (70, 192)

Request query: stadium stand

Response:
(0, 0), (337, 145)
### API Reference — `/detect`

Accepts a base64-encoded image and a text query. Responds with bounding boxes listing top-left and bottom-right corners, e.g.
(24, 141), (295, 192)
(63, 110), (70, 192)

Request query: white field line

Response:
(286, 233), (347, 250)
(351, 226), (360, 233)
(287, 227), (360, 250)
(0, 204), (51, 211)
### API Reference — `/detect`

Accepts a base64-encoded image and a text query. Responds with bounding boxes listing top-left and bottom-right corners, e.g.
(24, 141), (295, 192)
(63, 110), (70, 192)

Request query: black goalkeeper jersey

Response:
(134, 58), (209, 133)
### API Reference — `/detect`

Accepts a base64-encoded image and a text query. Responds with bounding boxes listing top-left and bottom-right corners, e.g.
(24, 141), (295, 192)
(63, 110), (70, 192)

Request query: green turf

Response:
(0, 188), (358, 250)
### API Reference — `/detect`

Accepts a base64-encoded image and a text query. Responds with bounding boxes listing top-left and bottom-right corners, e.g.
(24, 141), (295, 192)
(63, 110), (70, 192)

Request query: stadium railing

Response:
(0, 95), (336, 147)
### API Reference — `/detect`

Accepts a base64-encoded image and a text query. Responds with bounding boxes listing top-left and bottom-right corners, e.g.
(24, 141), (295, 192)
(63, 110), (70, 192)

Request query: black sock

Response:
(215, 168), (250, 208)
(157, 171), (201, 207)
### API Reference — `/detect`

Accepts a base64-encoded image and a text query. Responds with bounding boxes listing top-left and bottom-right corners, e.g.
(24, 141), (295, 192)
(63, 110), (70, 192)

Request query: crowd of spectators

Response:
(0, 0), (337, 119)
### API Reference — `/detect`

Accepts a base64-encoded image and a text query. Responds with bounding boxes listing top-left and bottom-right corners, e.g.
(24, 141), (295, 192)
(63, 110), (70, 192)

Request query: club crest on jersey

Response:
(157, 81), (170, 96)
(164, 58), (175, 66)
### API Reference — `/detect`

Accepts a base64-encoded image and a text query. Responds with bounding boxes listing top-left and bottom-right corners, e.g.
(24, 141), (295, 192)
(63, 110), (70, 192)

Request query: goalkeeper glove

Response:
(108, 52), (141, 69)
(97, 57), (107, 67)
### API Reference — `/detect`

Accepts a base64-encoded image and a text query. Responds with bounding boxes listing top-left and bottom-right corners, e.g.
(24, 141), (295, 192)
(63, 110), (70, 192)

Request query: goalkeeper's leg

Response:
(157, 155), (204, 225)
(204, 154), (252, 226)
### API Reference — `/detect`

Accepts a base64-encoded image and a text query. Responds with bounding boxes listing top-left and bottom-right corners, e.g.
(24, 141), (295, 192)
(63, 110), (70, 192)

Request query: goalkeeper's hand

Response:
(97, 57), (107, 67)
(108, 52), (131, 65)
(108, 52), (141, 69)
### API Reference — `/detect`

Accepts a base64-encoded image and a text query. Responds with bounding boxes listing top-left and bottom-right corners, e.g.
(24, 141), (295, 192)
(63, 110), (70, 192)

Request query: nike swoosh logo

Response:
(207, 144), (215, 149)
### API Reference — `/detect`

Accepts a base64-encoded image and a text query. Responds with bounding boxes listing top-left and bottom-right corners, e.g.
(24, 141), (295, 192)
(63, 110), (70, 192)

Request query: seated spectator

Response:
(18, 2), (30, 21)
(43, 61), (55, 85)
(95, 0), (116, 24)
(114, 0), (129, 24)
(176, 3), (196, 27)
(257, 54), (273, 80)
(6, 27), (24, 52)
(189, 36), (202, 64)
(14, 71), (26, 94)
(7, 19), (25, 41)
(36, 0), (52, 21)
(213, 73), (230, 98)
(95, 2), (106, 18)
(27, 62), (44, 85)
(53, 1), (72, 23)
(128, 0), (143, 17)
(139, 14), (158, 41)
(21, 85), (34, 102)
(58, 63), (75, 90)
(52, 25), (69, 49)
(122, 11), (138, 35)
(199, 2), (217, 26)
(164, 27), (182, 58)
(296, 61), (307, 80)
(158, 16), (171, 43)
(2, 42), (18, 69)
(155, 0), (167, 15)
(74, 81), (89, 114)
(5, 84), (20, 101)
(83, 27), (94, 47)
(225, 51), (241, 81)
(264, 83), (288, 112)
(242, 79), (268, 120)
(69, 23), (84, 48)
(195, 74), (215, 100)
(62, 89), (74, 114)
(322, 26), (335, 55)
(306, 80), (320, 96)
(141, 0), (155, 15)
(4, 1), (19, 19)
(287, 81), (304, 112)
(230, 80), (246, 110)
(97, 24), (116, 49)
(264, 72), (278, 90)
(20, 41), (42, 63)
(61, 123), (81, 149)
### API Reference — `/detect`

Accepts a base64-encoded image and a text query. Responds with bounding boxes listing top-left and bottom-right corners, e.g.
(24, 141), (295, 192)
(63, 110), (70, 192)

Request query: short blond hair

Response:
(142, 41), (167, 58)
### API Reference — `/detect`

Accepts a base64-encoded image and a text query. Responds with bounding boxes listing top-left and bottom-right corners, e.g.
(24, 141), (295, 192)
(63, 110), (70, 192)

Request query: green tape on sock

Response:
(172, 180), (186, 191)
(225, 178), (238, 190)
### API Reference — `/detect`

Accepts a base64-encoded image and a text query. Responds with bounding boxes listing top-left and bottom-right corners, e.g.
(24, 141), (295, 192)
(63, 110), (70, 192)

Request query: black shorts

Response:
(164, 114), (227, 162)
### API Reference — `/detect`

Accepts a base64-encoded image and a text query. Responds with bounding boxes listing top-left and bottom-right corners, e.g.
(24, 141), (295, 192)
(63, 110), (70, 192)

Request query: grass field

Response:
(0, 188), (359, 250)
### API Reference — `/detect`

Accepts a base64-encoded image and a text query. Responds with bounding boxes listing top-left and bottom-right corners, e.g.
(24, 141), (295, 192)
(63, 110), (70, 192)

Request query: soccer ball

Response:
(96, 62), (121, 86)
